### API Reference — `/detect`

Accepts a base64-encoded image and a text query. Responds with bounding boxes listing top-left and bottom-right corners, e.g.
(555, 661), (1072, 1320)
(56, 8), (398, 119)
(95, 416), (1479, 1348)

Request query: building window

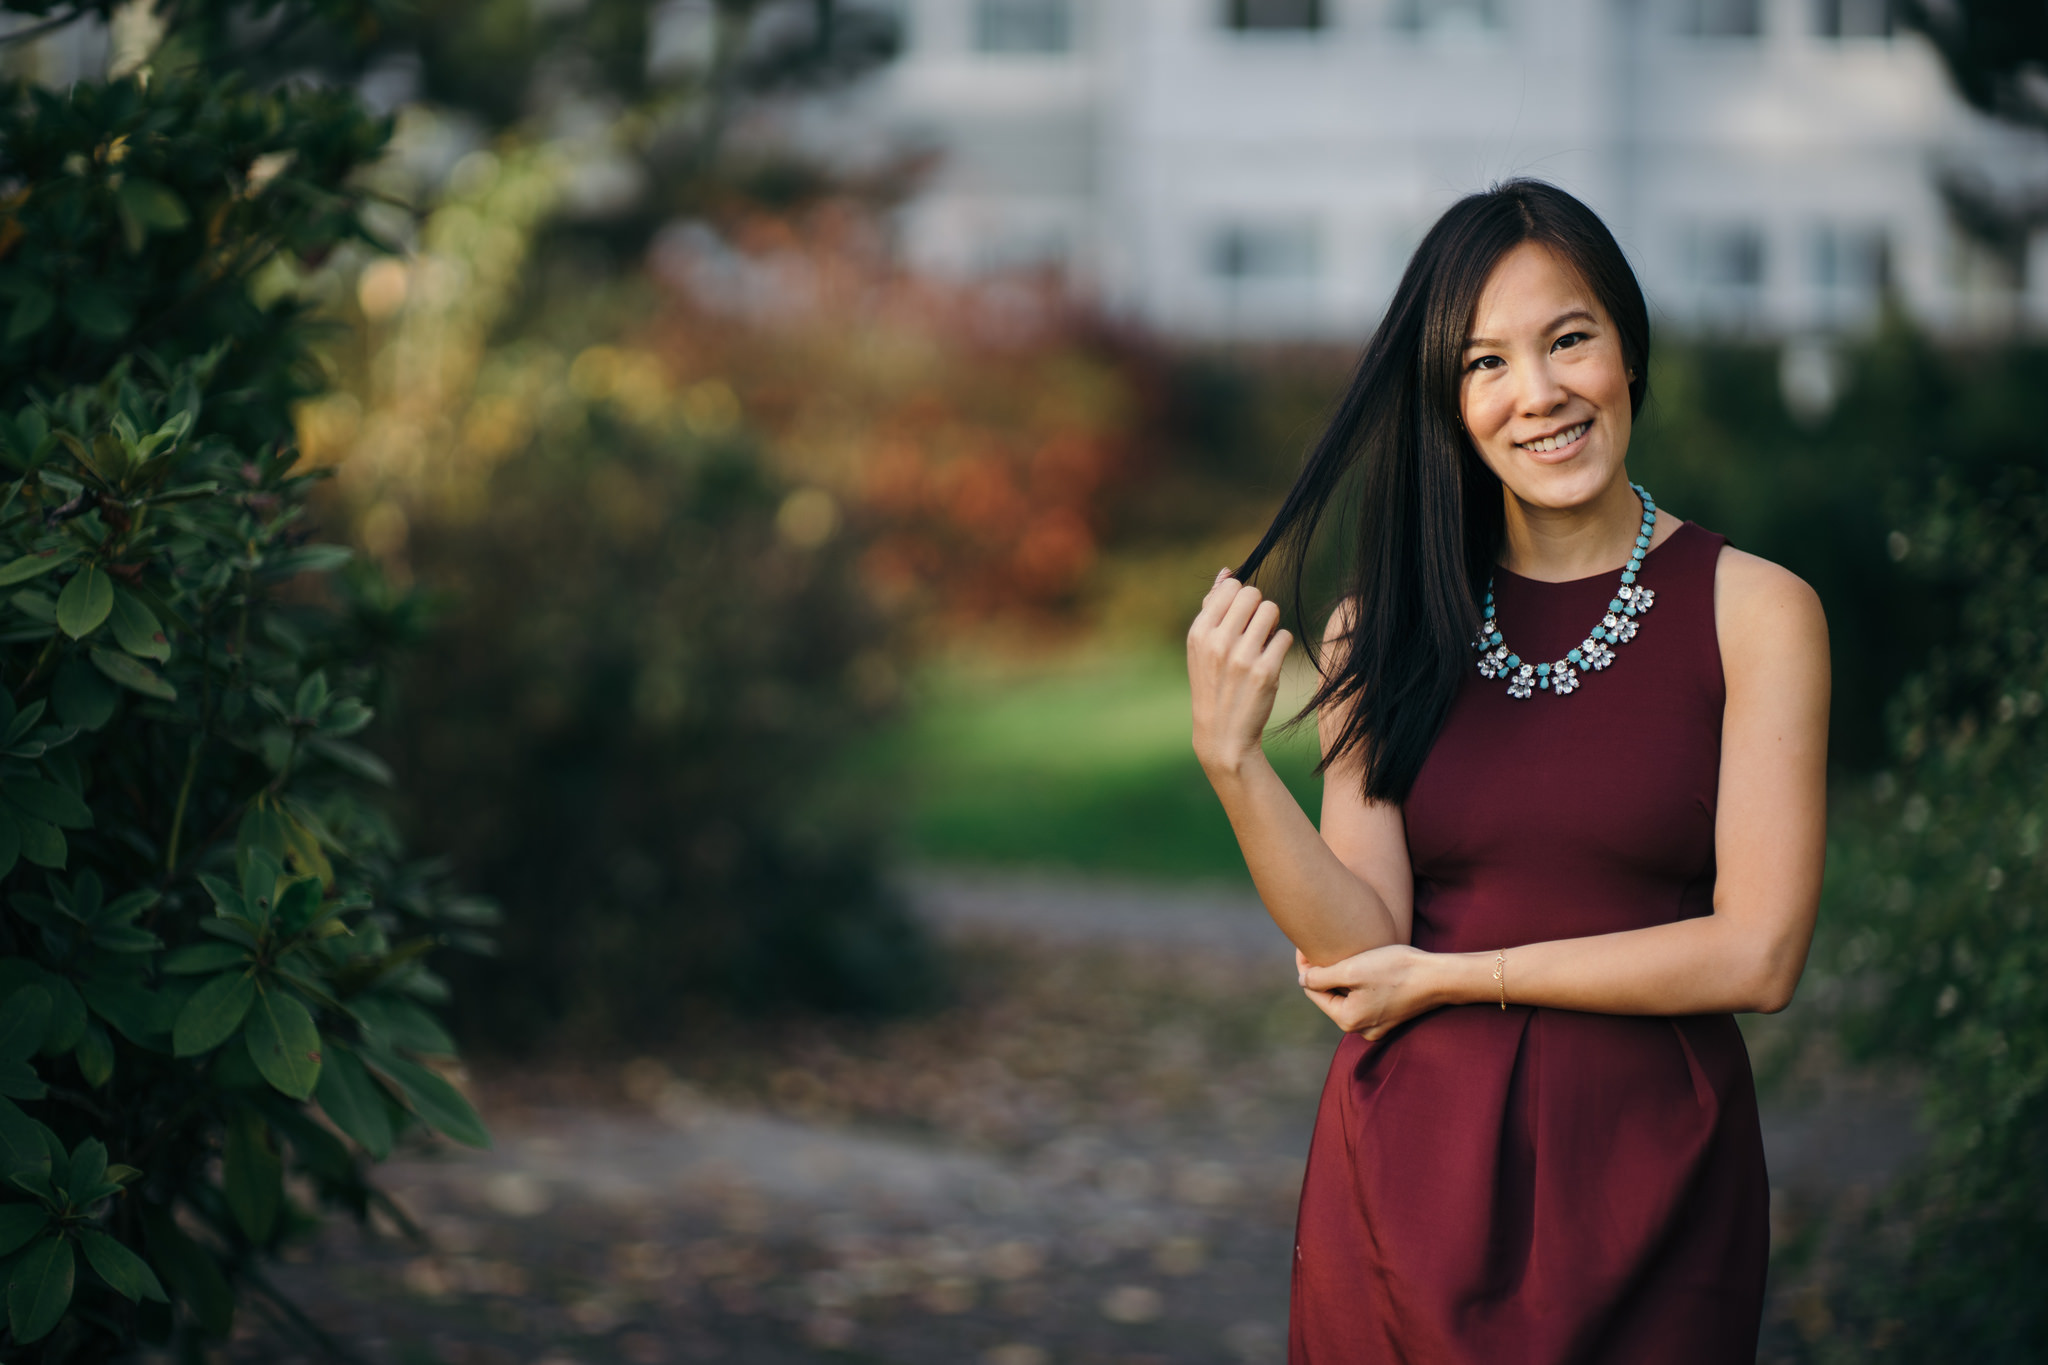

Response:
(1684, 222), (1767, 325)
(975, 0), (1071, 53)
(1677, 0), (1761, 37)
(1812, 224), (1889, 317)
(1224, 0), (1325, 29)
(1394, 0), (1503, 34)
(1812, 0), (1892, 37)
(1211, 222), (1320, 281)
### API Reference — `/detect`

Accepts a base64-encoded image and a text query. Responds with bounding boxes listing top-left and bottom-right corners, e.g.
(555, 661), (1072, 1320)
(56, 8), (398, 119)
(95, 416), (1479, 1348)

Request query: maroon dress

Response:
(1289, 521), (1768, 1364)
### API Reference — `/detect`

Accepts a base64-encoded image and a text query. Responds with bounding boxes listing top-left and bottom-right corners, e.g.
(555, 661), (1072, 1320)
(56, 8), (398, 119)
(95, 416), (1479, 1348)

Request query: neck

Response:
(1499, 476), (1648, 583)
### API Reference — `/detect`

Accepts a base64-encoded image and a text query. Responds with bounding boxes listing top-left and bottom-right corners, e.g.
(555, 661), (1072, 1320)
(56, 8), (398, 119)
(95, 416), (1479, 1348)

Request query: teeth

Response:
(1520, 421), (1588, 453)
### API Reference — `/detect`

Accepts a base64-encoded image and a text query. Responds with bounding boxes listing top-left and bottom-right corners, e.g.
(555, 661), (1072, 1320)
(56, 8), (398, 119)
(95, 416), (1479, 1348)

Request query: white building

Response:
(856, 0), (2048, 339)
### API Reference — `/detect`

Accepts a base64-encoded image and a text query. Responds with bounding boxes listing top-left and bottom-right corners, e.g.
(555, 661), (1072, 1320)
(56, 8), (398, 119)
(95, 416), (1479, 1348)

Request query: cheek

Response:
(1459, 379), (1510, 441)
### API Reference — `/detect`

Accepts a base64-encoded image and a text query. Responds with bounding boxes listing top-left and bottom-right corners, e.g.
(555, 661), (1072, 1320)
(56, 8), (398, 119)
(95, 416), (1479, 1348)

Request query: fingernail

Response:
(1215, 567), (1231, 583)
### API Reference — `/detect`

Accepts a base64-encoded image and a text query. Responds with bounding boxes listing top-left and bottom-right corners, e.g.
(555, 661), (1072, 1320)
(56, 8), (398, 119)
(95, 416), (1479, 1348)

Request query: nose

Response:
(1518, 356), (1569, 417)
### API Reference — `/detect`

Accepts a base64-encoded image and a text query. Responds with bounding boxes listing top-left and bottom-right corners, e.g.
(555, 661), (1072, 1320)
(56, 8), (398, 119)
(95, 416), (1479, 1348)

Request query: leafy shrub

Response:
(380, 357), (938, 1047)
(1782, 471), (2048, 1362)
(0, 59), (487, 1363)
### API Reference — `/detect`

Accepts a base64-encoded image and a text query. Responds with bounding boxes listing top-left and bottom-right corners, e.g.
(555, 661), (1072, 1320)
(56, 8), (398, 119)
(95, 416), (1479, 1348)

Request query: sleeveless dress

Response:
(1288, 521), (1769, 1365)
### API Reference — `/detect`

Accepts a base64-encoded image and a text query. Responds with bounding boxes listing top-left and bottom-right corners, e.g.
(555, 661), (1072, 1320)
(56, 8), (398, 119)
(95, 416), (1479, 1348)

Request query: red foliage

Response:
(637, 202), (1155, 632)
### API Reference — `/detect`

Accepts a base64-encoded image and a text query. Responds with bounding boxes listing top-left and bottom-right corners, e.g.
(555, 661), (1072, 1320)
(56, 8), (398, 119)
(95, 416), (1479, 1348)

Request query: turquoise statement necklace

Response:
(1471, 483), (1658, 700)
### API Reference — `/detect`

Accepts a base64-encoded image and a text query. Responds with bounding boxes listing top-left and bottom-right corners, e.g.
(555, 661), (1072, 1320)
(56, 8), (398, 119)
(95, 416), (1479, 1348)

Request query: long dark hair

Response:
(1238, 179), (1651, 803)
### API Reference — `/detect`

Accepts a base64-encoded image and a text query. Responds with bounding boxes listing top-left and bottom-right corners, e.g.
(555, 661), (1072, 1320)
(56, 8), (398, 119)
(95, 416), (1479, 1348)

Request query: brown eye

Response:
(1552, 332), (1588, 352)
(1468, 355), (1503, 372)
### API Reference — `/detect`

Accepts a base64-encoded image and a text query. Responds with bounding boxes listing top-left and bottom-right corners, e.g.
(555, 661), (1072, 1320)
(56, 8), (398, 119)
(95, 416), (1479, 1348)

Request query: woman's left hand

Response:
(1297, 944), (1444, 1040)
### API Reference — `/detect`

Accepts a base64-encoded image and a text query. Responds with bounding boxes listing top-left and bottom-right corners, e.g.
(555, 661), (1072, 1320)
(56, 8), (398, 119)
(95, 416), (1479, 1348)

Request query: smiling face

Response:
(1459, 241), (1637, 515)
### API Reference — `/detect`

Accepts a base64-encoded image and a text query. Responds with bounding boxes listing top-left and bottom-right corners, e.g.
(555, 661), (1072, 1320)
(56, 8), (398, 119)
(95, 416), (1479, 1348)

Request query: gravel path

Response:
(237, 869), (1921, 1365)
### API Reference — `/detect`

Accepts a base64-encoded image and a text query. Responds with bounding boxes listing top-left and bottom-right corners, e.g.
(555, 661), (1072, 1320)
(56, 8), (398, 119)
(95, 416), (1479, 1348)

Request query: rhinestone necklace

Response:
(1472, 483), (1659, 700)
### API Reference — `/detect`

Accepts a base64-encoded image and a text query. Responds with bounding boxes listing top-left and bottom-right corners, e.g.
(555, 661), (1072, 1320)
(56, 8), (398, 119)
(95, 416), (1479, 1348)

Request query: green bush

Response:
(0, 55), (488, 1364)
(385, 391), (940, 1047)
(1778, 472), (2048, 1362)
(1629, 329), (2048, 769)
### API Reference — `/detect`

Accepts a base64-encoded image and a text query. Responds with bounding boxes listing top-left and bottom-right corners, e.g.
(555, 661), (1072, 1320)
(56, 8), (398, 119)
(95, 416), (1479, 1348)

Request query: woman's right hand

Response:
(1188, 569), (1294, 777)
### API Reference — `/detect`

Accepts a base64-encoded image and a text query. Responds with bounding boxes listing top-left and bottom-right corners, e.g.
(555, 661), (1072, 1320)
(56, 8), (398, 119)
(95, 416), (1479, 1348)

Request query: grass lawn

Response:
(861, 651), (1325, 880)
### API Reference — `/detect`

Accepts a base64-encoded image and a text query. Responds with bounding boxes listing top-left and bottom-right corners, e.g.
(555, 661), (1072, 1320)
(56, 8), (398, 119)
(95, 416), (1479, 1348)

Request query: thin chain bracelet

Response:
(1494, 949), (1507, 1010)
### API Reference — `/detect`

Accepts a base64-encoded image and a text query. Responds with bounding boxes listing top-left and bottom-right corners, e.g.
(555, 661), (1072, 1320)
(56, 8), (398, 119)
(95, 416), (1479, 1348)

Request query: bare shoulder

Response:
(1711, 544), (1830, 688)
(1322, 595), (1360, 646)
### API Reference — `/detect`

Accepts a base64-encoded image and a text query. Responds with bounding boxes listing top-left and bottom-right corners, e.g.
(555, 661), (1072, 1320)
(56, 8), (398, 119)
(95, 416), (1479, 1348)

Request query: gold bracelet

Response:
(1494, 948), (1506, 1010)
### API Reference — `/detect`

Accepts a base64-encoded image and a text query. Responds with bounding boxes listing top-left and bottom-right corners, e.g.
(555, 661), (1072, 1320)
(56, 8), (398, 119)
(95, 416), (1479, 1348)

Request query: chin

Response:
(1502, 452), (1616, 511)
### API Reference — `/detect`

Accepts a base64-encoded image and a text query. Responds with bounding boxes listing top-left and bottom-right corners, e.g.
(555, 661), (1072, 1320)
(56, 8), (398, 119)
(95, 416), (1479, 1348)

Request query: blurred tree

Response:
(1904, 0), (2048, 131)
(0, 1), (493, 1358)
(1902, 0), (2048, 264)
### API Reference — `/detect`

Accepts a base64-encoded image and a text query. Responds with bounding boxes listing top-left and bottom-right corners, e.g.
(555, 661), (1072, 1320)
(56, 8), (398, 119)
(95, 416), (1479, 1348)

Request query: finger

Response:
(1214, 566), (1233, 586)
(1193, 577), (1242, 633)
(1260, 627), (1294, 670)
(1219, 583), (1264, 638)
(1300, 964), (1343, 992)
(1233, 599), (1283, 658)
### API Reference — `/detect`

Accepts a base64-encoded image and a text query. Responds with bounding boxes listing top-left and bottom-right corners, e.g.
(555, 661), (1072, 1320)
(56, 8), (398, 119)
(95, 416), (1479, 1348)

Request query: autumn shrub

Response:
(0, 50), (488, 1364)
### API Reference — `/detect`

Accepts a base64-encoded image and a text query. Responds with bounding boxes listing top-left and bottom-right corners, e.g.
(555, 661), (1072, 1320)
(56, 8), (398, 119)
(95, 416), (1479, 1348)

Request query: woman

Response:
(1186, 180), (1828, 1363)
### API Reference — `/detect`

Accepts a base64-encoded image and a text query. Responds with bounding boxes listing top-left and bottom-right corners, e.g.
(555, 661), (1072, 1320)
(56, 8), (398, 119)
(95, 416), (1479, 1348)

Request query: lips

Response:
(1516, 420), (1589, 454)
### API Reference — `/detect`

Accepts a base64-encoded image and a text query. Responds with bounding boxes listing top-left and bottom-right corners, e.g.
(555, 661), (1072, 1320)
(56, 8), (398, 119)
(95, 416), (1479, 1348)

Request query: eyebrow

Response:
(1464, 309), (1599, 349)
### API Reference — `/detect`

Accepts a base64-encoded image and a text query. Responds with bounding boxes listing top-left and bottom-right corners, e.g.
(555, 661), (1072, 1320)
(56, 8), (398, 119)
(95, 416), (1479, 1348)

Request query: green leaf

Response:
(117, 178), (189, 233)
(7, 1233), (72, 1342)
(17, 816), (65, 869)
(307, 737), (392, 785)
(91, 924), (160, 953)
(5, 286), (52, 343)
(74, 1020), (112, 1087)
(51, 656), (118, 731)
(141, 1204), (232, 1337)
(197, 917), (258, 949)
(195, 873), (246, 918)
(0, 1203), (47, 1256)
(3, 778), (92, 829)
(222, 1110), (279, 1242)
(79, 979), (168, 1045)
(0, 1059), (46, 1100)
(55, 565), (113, 639)
(0, 1096), (50, 1178)
(318, 697), (373, 737)
(269, 545), (353, 576)
(240, 847), (283, 927)
(161, 943), (247, 975)
(0, 550), (69, 587)
(292, 671), (329, 720)
(313, 1045), (392, 1159)
(65, 286), (130, 341)
(78, 1228), (167, 1303)
(34, 977), (84, 1056)
(107, 589), (169, 662)
(0, 986), (50, 1062)
(367, 1052), (489, 1149)
(171, 972), (255, 1057)
(88, 645), (175, 701)
(63, 1137), (105, 1204)
(352, 997), (456, 1057)
(244, 986), (321, 1100)
(273, 877), (322, 935)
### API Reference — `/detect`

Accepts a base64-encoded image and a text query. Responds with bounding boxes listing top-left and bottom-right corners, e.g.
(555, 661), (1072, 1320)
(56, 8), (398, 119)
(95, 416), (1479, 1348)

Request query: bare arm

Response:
(1188, 575), (1410, 964)
(1301, 547), (1830, 1032)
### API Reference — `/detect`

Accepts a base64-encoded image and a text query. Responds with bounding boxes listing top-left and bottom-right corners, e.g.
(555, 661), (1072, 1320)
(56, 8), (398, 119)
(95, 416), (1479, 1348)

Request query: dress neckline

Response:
(1494, 519), (1693, 588)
